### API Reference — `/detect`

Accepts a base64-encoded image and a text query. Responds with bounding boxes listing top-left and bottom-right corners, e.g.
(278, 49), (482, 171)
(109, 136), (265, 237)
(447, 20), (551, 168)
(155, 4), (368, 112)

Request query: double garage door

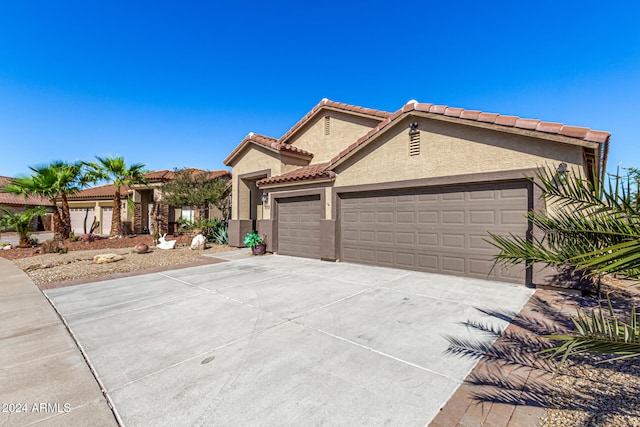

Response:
(276, 181), (530, 284)
(69, 207), (112, 235)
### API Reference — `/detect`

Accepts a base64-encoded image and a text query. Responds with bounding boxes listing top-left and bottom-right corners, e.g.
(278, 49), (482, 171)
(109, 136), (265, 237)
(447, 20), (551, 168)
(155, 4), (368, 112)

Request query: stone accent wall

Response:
(133, 202), (143, 234)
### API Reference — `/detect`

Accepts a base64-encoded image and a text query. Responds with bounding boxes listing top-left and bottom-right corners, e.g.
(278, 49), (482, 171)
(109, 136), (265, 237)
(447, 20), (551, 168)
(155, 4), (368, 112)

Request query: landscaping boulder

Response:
(190, 234), (206, 250)
(133, 243), (149, 254)
(93, 253), (124, 264)
(2, 244), (11, 250)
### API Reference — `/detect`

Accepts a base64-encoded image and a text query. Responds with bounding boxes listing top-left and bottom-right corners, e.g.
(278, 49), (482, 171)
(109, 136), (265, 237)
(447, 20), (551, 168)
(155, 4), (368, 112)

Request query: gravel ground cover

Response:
(3, 235), (233, 285)
(542, 357), (640, 427)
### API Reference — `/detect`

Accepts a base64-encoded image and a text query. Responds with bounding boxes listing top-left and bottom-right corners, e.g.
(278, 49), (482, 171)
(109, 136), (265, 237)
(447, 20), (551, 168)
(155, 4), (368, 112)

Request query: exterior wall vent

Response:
(409, 130), (420, 156)
(324, 116), (330, 135)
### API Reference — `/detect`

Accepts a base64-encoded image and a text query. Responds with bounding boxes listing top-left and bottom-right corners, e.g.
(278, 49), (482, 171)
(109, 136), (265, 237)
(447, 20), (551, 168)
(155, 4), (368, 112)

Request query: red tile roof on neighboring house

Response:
(66, 169), (230, 200)
(278, 98), (391, 144)
(256, 162), (336, 187)
(66, 183), (129, 200)
(144, 168), (230, 182)
(326, 100), (611, 170)
(223, 133), (314, 165)
(0, 176), (53, 207)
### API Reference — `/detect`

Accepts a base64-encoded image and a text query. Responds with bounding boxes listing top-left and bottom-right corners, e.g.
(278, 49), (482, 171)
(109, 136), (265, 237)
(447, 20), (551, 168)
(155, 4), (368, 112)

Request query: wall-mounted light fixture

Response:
(557, 162), (568, 174)
(261, 191), (268, 204)
(410, 121), (419, 131)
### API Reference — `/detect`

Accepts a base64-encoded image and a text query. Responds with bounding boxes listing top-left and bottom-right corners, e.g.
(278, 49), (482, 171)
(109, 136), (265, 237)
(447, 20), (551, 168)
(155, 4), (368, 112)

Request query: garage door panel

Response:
(277, 196), (322, 258)
(442, 234), (465, 249)
(418, 254), (439, 269)
(418, 211), (438, 224)
(501, 210), (527, 225)
(442, 211), (465, 224)
(396, 232), (415, 245)
(442, 256), (466, 273)
(470, 210), (495, 225)
(340, 181), (529, 284)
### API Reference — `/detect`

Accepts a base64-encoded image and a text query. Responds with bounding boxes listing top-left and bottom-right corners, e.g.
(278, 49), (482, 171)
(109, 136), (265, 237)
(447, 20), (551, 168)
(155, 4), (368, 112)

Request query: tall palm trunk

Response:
(60, 193), (72, 239)
(111, 190), (122, 237)
(52, 208), (64, 241)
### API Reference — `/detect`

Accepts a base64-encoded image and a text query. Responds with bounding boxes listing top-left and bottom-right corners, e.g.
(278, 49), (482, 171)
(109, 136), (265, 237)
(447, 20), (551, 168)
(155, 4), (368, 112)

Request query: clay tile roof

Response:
(444, 107), (464, 118)
(223, 132), (314, 166)
(278, 98), (391, 144)
(145, 168), (230, 182)
(536, 121), (564, 134)
(515, 118), (540, 130)
(0, 176), (53, 207)
(256, 162), (336, 187)
(66, 183), (128, 200)
(559, 125), (590, 139)
(494, 115), (519, 127)
(326, 101), (611, 170)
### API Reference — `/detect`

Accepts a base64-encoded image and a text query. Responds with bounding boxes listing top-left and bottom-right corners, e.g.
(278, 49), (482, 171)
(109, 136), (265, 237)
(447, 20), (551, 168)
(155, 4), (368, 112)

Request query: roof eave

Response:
(257, 177), (335, 190)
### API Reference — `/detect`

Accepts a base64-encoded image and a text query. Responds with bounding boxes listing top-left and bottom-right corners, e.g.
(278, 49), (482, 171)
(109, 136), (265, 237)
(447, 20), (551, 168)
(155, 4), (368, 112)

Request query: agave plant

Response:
(488, 165), (640, 364)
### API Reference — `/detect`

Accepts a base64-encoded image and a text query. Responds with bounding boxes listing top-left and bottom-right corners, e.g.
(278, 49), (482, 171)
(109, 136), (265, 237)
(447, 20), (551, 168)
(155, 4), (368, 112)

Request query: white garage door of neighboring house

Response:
(101, 207), (113, 235)
(69, 208), (95, 235)
(339, 181), (531, 284)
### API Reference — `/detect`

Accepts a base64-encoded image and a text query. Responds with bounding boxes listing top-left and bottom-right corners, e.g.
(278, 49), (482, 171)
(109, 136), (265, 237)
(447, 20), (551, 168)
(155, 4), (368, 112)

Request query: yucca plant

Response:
(488, 165), (640, 364)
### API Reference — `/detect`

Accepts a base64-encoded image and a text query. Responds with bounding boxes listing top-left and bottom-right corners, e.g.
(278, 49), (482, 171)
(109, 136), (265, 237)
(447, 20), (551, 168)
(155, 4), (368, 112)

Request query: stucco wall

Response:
(231, 146), (281, 219)
(287, 111), (381, 163)
(334, 116), (585, 187)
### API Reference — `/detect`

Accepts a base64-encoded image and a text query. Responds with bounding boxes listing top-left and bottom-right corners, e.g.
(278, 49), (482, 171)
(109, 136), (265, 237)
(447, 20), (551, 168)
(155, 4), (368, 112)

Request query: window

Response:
(409, 130), (420, 156)
(181, 206), (194, 222)
(324, 116), (330, 135)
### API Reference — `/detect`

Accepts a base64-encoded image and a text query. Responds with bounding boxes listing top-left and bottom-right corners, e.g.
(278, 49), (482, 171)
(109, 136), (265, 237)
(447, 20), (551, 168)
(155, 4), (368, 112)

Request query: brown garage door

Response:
(277, 195), (322, 258)
(339, 181), (530, 283)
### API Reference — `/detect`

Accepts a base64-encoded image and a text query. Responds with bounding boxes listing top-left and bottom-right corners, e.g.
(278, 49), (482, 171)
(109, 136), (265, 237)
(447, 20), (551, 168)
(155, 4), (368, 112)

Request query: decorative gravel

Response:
(13, 244), (233, 285)
(542, 357), (640, 426)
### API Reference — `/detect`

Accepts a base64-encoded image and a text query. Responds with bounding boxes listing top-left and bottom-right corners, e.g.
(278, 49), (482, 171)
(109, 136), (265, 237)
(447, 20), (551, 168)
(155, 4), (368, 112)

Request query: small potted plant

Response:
(244, 230), (266, 255)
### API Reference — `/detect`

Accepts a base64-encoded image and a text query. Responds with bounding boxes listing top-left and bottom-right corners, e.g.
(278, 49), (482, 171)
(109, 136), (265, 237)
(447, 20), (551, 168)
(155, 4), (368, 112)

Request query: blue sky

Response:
(1, 1), (639, 178)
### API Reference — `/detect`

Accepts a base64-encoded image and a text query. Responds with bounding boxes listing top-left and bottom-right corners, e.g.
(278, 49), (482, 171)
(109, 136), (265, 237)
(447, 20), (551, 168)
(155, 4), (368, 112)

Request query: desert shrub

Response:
(79, 233), (99, 243)
(70, 232), (80, 242)
(41, 239), (60, 254)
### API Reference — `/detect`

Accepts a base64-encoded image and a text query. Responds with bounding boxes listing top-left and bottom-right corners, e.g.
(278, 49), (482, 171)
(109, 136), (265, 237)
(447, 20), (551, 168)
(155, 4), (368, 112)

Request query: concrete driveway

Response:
(45, 251), (533, 426)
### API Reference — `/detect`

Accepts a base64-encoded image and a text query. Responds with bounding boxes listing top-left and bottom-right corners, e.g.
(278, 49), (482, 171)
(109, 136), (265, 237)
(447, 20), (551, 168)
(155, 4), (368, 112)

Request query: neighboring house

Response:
(223, 99), (610, 286)
(64, 169), (231, 236)
(0, 175), (53, 232)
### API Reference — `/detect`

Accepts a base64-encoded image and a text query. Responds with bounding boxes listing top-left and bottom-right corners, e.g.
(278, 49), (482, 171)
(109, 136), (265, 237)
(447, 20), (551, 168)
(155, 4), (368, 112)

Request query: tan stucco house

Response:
(64, 169), (231, 236)
(223, 99), (610, 286)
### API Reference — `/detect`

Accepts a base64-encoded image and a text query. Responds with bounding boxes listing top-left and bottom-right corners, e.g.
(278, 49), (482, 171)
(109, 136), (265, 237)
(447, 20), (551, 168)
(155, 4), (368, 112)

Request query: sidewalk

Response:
(0, 258), (118, 426)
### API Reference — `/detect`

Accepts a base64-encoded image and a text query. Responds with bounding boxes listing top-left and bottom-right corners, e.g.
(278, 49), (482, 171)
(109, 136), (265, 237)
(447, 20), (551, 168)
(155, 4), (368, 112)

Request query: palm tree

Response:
(3, 161), (84, 240)
(487, 166), (640, 366)
(0, 207), (47, 247)
(84, 156), (147, 237)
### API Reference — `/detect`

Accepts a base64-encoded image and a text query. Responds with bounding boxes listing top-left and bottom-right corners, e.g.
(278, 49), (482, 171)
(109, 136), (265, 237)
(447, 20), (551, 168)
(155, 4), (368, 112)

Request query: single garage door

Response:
(339, 181), (530, 283)
(101, 207), (113, 235)
(277, 195), (322, 258)
(69, 208), (95, 235)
